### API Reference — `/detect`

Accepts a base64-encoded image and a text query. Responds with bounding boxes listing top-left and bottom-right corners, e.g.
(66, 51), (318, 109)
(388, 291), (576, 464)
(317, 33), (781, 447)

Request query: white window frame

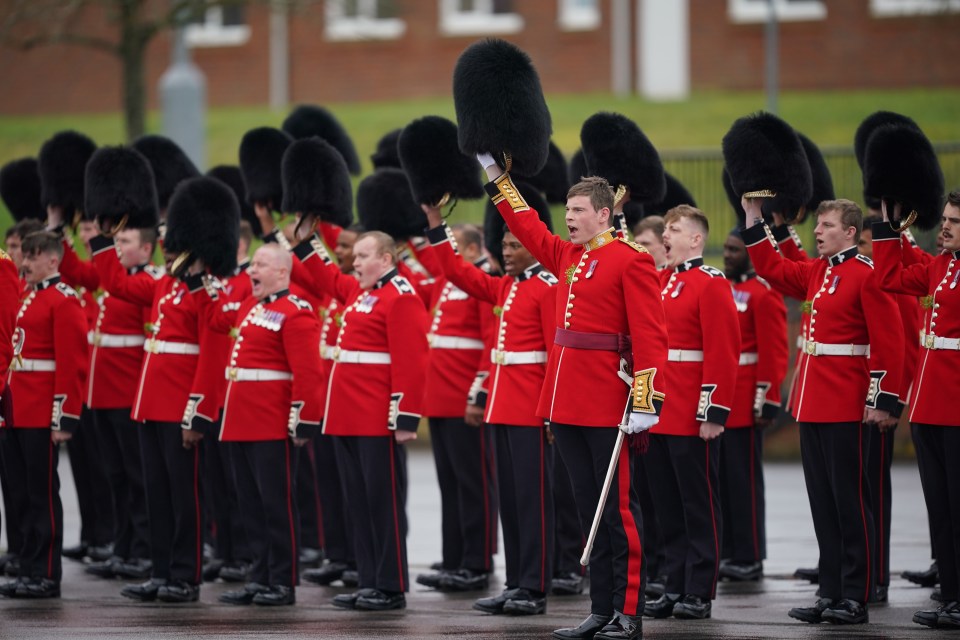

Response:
(728, 0), (827, 24)
(184, 6), (251, 48)
(325, 0), (406, 41)
(558, 0), (600, 31)
(871, 0), (960, 16)
(439, 0), (524, 37)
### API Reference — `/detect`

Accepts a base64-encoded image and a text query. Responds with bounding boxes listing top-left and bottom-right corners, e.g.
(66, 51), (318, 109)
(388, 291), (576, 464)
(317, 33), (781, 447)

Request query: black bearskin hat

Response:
(281, 137), (354, 229)
(282, 105), (361, 175)
(84, 146), (159, 230)
(164, 176), (240, 277)
(398, 115), (484, 207)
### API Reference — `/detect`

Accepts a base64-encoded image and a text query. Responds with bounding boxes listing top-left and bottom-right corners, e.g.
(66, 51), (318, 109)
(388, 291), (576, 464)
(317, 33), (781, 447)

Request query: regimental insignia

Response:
(753, 382), (771, 417)
(632, 368), (664, 414)
(334, 312), (343, 327)
(145, 264), (165, 280)
(287, 401), (304, 438)
(800, 300), (813, 315)
(51, 394), (66, 429)
(696, 384), (718, 422)
(866, 370), (886, 407)
(0, 248), (10, 261)
(491, 174), (530, 213)
(181, 394), (202, 427)
(55, 282), (79, 299)
(288, 295), (313, 311)
(538, 271), (558, 286)
(564, 263), (576, 285)
(391, 276), (416, 295)
(492, 306), (503, 317)
(618, 238), (649, 254)
(856, 254), (874, 268)
(699, 265), (725, 278)
(920, 295), (934, 309)
(228, 327), (240, 340)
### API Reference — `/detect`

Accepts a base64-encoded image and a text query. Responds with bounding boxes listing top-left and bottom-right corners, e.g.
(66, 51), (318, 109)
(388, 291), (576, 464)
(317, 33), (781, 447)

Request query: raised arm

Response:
(89, 235), (157, 307)
(421, 217), (500, 305)
(292, 233), (360, 304)
(60, 239), (101, 291)
(871, 220), (932, 296)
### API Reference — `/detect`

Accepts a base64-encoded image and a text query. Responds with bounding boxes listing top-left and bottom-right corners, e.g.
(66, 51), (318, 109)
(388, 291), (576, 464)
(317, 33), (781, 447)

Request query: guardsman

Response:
(191, 243), (323, 606)
(294, 230), (428, 611)
(0, 244), (22, 575)
(422, 186), (557, 615)
(479, 158), (667, 640)
(742, 197), (903, 625)
(873, 194), (960, 629)
(0, 231), (87, 599)
(719, 228), (788, 582)
(642, 206), (740, 621)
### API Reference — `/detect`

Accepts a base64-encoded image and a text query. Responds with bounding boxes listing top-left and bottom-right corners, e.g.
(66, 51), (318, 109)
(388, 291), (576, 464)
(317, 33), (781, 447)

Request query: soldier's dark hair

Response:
(664, 204), (710, 240)
(452, 223), (483, 251)
(21, 230), (64, 259)
(947, 190), (960, 208)
(6, 218), (44, 240)
(138, 226), (158, 249)
(816, 199), (863, 241)
(567, 176), (614, 214)
(633, 215), (665, 240)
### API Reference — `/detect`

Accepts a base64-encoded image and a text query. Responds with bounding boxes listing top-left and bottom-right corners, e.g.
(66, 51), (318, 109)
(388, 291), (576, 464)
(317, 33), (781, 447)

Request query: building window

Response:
(558, 0), (600, 31)
(439, 0), (524, 36)
(325, 0), (406, 41)
(184, 6), (251, 47)
(728, 0), (827, 23)
(871, 0), (960, 16)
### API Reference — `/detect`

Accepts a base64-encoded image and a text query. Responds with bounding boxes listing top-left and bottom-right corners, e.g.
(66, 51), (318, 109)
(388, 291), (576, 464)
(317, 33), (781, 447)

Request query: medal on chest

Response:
(356, 293), (379, 314)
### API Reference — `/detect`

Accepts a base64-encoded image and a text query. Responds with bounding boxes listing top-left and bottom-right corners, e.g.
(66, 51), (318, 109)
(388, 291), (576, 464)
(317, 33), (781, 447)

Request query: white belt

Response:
(334, 349), (391, 364)
(490, 349), (548, 365)
(798, 339), (869, 357)
(225, 367), (293, 382)
(10, 358), (56, 372)
(668, 349), (704, 362)
(320, 345), (335, 360)
(88, 331), (146, 348)
(428, 335), (485, 350)
(796, 335), (803, 349)
(920, 331), (960, 351)
(143, 339), (200, 355)
(739, 352), (759, 365)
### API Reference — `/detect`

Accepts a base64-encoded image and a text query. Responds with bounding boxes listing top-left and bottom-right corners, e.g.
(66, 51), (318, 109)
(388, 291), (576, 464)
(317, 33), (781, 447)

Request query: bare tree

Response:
(0, 1), (309, 141)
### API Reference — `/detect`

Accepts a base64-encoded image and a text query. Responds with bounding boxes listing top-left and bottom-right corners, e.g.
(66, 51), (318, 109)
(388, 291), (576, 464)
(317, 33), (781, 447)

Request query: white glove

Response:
(621, 412), (658, 434)
(476, 152), (496, 169)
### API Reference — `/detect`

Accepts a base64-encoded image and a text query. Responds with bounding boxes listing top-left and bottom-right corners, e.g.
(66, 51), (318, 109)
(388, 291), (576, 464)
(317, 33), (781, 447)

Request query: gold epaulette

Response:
(0, 248), (10, 261)
(619, 238), (649, 254)
(490, 173), (530, 213)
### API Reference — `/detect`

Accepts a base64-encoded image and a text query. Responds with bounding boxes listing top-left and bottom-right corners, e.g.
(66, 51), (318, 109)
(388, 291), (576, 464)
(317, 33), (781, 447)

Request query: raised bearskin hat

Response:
(453, 38), (552, 177)
(581, 112), (666, 205)
(281, 137), (354, 229)
(132, 135), (200, 211)
(371, 128), (403, 170)
(797, 133), (835, 217)
(398, 115), (484, 207)
(207, 165), (258, 235)
(854, 111), (919, 170)
(356, 167), (424, 240)
(164, 177), (240, 277)
(646, 172), (697, 217)
(484, 179), (553, 269)
(568, 148), (589, 186)
(84, 146), (159, 230)
(239, 127), (293, 212)
(522, 141), (569, 204)
(863, 122), (944, 231)
(282, 105), (361, 175)
(38, 130), (97, 217)
(0, 158), (44, 221)
(722, 112), (812, 223)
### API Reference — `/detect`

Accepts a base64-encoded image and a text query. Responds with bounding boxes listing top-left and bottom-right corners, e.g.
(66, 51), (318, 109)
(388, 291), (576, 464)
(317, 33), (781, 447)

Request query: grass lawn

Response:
(3, 87), (959, 237)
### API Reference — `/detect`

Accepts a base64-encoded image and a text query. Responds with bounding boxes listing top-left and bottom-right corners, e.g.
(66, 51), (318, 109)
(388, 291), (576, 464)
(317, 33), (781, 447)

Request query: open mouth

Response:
(663, 241), (672, 255)
(567, 225), (578, 237)
(251, 278), (261, 288)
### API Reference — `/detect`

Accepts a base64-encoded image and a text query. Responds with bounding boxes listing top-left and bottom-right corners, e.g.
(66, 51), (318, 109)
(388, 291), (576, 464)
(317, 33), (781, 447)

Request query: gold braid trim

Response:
(491, 173), (530, 213)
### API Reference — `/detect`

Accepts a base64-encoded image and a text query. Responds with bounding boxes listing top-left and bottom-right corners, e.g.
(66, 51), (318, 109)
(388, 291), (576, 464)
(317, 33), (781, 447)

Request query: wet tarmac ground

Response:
(0, 450), (944, 639)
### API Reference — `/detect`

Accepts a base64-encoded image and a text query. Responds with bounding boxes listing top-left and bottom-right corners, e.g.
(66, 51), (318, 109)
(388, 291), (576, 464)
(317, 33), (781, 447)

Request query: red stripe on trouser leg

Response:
(706, 442), (720, 598)
(750, 428), (759, 561)
(193, 446), (202, 584)
(539, 430), (546, 593)
(617, 444), (642, 615)
(389, 438), (405, 592)
(858, 422), (872, 602)
(285, 440), (298, 588)
(878, 431), (885, 585)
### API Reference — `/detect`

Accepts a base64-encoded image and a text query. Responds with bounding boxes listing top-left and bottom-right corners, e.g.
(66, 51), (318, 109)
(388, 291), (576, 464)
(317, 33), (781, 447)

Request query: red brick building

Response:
(0, 0), (958, 116)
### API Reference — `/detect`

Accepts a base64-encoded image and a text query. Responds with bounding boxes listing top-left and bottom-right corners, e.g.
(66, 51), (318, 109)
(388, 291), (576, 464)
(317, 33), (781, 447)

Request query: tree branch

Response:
(17, 30), (118, 53)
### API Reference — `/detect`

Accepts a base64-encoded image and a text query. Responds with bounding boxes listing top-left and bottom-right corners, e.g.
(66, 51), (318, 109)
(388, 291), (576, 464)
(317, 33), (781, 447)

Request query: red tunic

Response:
(0, 251), (19, 397)
(294, 235), (429, 436)
(423, 222), (557, 427)
(7, 275), (88, 430)
(486, 173), (668, 427)
(744, 224), (903, 422)
(873, 221), (959, 426)
(653, 258), (741, 436)
(727, 273), (789, 427)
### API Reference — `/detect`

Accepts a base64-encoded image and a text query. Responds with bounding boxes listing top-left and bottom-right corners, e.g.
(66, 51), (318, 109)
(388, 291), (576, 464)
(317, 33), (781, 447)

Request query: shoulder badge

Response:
(699, 265), (725, 278)
(756, 276), (772, 290)
(55, 282), (80, 299)
(391, 275), (416, 296)
(618, 238), (649, 254)
(538, 271), (559, 286)
(0, 248), (10, 262)
(287, 295), (313, 312)
(145, 264), (165, 280)
(856, 254), (874, 268)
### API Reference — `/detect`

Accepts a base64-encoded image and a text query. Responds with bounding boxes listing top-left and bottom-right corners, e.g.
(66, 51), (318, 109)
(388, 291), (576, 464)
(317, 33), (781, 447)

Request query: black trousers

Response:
(631, 451), (664, 580)
(202, 435), (250, 565)
(553, 445), (585, 579)
(646, 433), (722, 600)
(428, 418), (498, 572)
(140, 421), (204, 585)
(295, 444), (322, 552)
(867, 424), (894, 588)
(798, 421), (875, 603)
(492, 424), (554, 593)
(719, 426), (766, 563)
(913, 423), (960, 601)
(66, 407), (113, 547)
(334, 435), (409, 593)
(1, 428), (62, 581)
(911, 423), (938, 563)
(0, 429), (25, 556)
(313, 433), (353, 564)
(552, 424), (644, 618)
(232, 439), (300, 588)
(92, 408), (150, 561)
